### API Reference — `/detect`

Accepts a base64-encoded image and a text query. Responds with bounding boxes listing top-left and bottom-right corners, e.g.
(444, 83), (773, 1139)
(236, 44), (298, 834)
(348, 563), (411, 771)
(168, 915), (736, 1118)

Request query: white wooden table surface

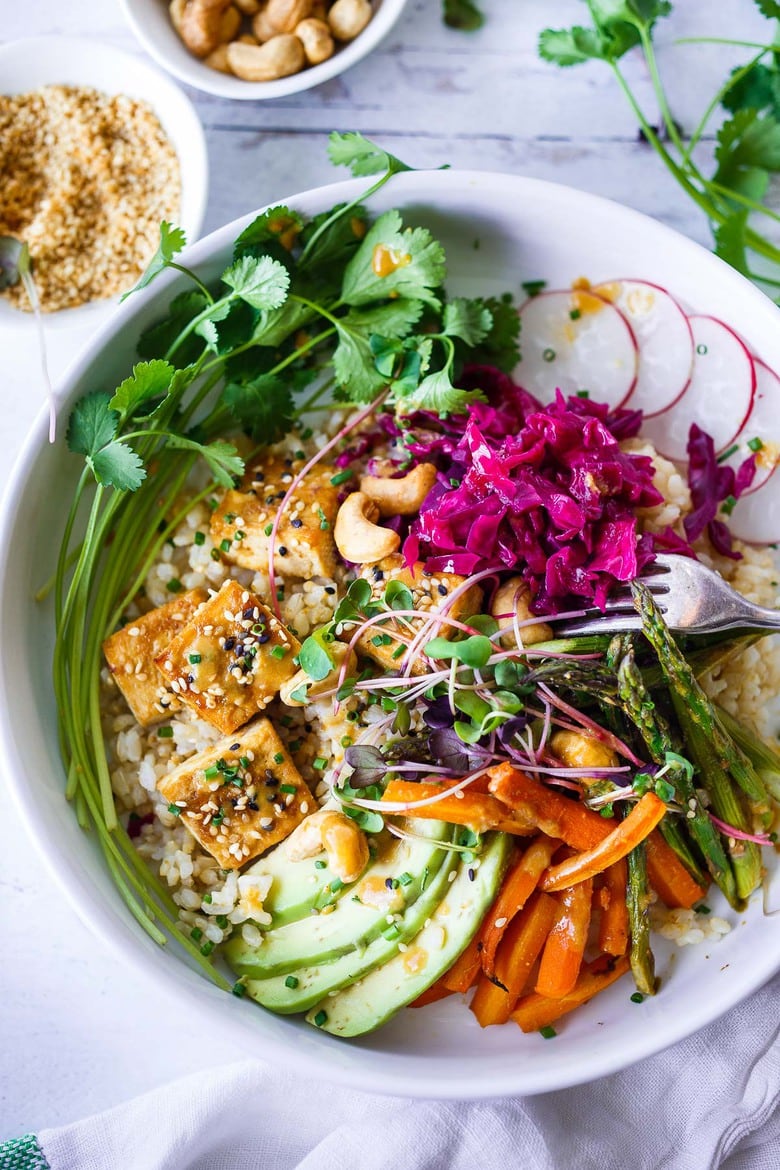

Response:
(0, 0), (772, 1137)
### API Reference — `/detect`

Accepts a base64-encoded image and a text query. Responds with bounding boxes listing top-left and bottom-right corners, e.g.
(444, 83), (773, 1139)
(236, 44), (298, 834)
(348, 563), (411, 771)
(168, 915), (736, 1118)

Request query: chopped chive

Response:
(300, 427), (313, 440)
(157, 726), (173, 738)
(539, 1025), (557, 1039)
(231, 980), (246, 998)
(279, 783), (297, 794)
(330, 470), (353, 486)
(190, 926), (203, 942)
(576, 389), (589, 398)
(569, 308), (581, 320)
(188, 653), (202, 664)
(204, 765), (220, 779)
(717, 443), (739, 463)
(391, 643), (406, 660)
(697, 904), (712, 915)
(382, 923), (401, 940)
(340, 735), (353, 748)
(200, 940), (215, 956)
(235, 530), (246, 541)
(193, 530), (206, 546)
(273, 752), (285, 764)
(285, 975), (299, 989)
(721, 494), (737, 516)
(166, 578), (183, 592)
(264, 523), (273, 536)
(167, 803), (182, 816)
(313, 1010), (328, 1027)
(314, 859), (327, 870)
(269, 645), (287, 660)
(313, 757), (327, 770)
(220, 539), (232, 552)
(330, 877), (344, 893)
(223, 513), (236, 524)
(208, 497), (218, 511)
(239, 756), (250, 768)
(216, 914), (229, 928)
(202, 893), (213, 904)
(210, 548), (221, 561)
(630, 992), (645, 1004)
(748, 436), (764, 452)
(398, 872), (413, 886)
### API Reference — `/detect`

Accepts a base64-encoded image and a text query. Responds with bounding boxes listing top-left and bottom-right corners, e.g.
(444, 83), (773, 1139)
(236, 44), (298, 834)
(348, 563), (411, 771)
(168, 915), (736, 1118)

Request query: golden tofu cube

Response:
(155, 579), (300, 736)
(157, 717), (312, 869)
(355, 555), (484, 675)
(209, 454), (340, 580)
(103, 589), (209, 726)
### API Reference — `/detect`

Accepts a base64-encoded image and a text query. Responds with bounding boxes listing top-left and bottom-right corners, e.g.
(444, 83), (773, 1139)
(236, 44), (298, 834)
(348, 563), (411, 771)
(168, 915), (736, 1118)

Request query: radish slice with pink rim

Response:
(727, 465), (780, 544)
(721, 358), (780, 495)
(592, 279), (693, 417)
(517, 288), (638, 407)
(639, 315), (756, 464)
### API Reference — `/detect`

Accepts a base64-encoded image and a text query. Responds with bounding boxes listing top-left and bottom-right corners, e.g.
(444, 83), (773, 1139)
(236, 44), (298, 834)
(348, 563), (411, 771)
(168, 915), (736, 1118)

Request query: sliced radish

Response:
(592, 279), (693, 417)
(727, 467), (780, 543)
(517, 289), (638, 408)
(721, 358), (780, 495)
(639, 315), (756, 463)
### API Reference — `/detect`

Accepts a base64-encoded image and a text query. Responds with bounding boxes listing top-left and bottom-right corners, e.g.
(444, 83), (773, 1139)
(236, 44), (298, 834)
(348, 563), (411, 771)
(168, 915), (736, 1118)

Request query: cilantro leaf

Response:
(120, 222), (186, 302)
(66, 393), (145, 490)
(165, 435), (244, 487)
(404, 368), (486, 417)
(221, 255), (290, 311)
(342, 298), (424, 339)
(755, 0), (780, 16)
(714, 109), (780, 201)
(333, 325), (388, 402)
(137, 289), (210, 365)
(340, 210), (446, 308)
(442, 0), (484, 31)
(298, 203), (368, 278)
(223, 374), (295, 443)
(442, 297), (493, 345)
(327, 132), (413, 178)
(722, 62), (780, 118)
(714, 211), (750, 276)
(110, 361), (175, 420)
(195, 319), (219, 352)
(538, 25), (614, 65)
(461, 293), (521, 371)
(90, 442), (146, 491)
(66, 393), (118, 457)
(233, 205), (303, 264)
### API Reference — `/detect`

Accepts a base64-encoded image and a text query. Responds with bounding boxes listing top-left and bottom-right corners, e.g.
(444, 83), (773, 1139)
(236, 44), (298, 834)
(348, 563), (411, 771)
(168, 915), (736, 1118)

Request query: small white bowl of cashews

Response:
(120, 0), (410, 99)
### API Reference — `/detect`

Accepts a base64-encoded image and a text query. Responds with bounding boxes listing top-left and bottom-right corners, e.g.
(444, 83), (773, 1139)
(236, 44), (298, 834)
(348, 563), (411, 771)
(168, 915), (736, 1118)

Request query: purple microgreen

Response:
(343, 744), (386, 787)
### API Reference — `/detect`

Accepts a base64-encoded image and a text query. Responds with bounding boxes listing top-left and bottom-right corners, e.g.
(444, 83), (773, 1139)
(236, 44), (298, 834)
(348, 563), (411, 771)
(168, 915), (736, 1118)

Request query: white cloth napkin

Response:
(37, 973), (780, 1170)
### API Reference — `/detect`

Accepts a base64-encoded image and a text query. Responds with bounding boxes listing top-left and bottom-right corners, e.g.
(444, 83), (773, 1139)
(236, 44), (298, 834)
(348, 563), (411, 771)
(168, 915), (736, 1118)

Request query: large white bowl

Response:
(0, 36), (208, 331)
(2, 171), (780, 1100)
(121, 0), (410, 100)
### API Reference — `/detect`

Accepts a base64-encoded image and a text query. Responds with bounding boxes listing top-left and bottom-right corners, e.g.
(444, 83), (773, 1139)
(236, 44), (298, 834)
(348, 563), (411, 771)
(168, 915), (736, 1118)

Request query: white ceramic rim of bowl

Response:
(0, 35), (208, 330)
(120, 0), (409, 99)
(3, 170), (780, 1100)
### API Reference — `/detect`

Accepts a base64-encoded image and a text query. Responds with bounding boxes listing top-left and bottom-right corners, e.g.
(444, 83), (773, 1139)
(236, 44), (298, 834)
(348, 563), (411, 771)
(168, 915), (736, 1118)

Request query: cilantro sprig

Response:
(51, 132), (522, 984)
(539, 0), (780, 294)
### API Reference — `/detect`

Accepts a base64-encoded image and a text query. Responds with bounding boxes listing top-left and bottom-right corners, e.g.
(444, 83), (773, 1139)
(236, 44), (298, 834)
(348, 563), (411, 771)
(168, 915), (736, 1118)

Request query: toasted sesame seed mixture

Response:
(0, 84), (180, 312)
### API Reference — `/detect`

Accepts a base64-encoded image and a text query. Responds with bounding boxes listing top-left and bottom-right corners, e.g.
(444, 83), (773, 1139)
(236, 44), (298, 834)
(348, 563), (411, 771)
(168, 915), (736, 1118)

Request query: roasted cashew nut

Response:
(295, 17), (334, 64)
(226, 35), (305, 79)
(550, 730), (618, 774)
(179, 0), (232, 57)
(328, 0), (372, 41)
(490, 575), (553, 648)
(285, 809), (369, 883)
(334, 491), (400, 565)
(360, 461), (437, 517)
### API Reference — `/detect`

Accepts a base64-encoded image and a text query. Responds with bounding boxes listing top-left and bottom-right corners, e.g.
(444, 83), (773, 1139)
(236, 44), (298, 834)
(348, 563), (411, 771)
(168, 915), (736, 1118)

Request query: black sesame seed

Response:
(258, 634), (270, 644)
(291, 518), (303, 528)
(265, 496), (276, 505)
(242, 606), (255, 619)
(253, 471), (264, 481)
(385, 877), (394, 889)
(187, 674), (194, 684)
(372, 568), (384, 581)
(324, 586), (336, 595)
(468, 868), (475, 882)
(230, 743), (240, 751)
(223, 637), (236, 651)
(248, 800), (259, 811)
(278, 546), (288, 557)
(438, 584), (448, 596)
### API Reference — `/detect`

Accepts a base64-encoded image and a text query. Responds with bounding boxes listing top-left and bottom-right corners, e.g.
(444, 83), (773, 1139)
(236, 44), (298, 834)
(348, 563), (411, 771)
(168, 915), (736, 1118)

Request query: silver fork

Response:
(552, 554), (780, 637)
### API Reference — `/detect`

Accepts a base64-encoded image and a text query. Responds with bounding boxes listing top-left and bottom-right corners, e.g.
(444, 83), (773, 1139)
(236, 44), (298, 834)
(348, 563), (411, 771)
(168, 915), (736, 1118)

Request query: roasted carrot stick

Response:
(535, 879), (593, 998)
(511, 954), (631, 1033)
(441, 935), (483, 993)
(470, 891), (559, 1027)
(479, 835), (559, 978)
(539, 794), (667, 892)
(597, 859), (630, 956)
(381, 779), (535, 835)
(410, 982), (455, 1008)
(645, 830), (708, 909)
(488, 763), (615, 850)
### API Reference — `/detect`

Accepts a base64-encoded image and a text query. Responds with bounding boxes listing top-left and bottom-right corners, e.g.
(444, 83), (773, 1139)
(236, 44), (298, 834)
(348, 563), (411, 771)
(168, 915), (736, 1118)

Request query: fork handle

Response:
(704, 602), (780, 634)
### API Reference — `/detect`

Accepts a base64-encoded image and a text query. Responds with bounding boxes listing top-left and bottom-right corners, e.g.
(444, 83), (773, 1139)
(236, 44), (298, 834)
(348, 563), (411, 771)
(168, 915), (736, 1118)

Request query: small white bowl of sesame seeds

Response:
(0, 36), (208, 327)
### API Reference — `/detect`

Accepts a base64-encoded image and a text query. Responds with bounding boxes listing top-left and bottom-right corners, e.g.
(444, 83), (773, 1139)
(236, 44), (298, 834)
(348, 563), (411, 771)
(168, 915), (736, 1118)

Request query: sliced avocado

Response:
(306, 832), (513, 1037)
(224, 819), (452, 979)
(246, 802), (345, 929)
(242, 839), (461, 1014)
